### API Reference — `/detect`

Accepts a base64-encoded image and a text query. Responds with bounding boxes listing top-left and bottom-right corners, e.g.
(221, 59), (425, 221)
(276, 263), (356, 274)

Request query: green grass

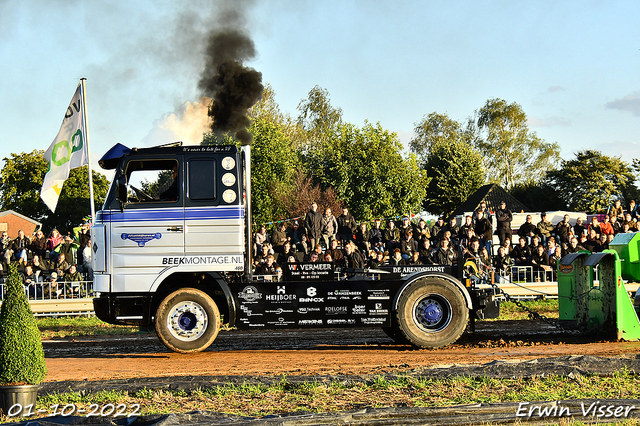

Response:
(496, 299), (559, 321)
(36, 316), (149, 339)
(3, 370), (637, 423)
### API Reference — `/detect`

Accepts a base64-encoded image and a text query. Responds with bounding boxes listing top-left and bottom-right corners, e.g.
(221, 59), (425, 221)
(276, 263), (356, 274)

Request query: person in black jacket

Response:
(337, 207), (357, 242)
(511, 237), (531, 266)
(369, 219), (384, 253)
(495, 201), (513, 246)
(400, 231), (419, 261)
(304, 202), (322, 251)
(517, 215), (537, 245)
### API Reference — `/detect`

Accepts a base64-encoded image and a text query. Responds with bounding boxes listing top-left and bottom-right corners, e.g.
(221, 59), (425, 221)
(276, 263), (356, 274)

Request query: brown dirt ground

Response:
(41, 321), (640, 383)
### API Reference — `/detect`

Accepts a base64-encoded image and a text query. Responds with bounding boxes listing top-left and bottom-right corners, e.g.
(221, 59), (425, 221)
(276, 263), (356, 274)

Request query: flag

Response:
(40, 83), (87, 212)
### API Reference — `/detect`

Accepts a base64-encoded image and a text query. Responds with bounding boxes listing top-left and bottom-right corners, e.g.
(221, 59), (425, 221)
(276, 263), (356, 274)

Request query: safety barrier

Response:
(0, 280), (96, 317)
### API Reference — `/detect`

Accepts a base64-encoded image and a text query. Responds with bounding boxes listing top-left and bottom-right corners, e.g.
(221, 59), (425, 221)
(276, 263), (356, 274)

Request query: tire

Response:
(396, 277), (469, 349)
(155, 288), (220, 354)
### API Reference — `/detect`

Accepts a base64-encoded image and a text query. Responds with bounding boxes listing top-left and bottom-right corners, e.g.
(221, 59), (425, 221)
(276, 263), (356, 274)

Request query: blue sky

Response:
(1, 0), (639, 177)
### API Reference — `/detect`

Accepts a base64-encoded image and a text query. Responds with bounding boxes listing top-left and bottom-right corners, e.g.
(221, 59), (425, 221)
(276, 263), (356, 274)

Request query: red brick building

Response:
(0, 210), (42, 239)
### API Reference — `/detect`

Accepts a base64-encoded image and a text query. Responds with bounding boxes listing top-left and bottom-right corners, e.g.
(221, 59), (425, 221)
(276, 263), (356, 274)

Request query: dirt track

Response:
(42, 321), (640, 383)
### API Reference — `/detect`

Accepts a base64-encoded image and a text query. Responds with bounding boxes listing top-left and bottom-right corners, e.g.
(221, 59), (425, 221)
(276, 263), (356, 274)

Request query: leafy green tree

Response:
(510, 182), (567, 212)
(297, 86), (343, 147)
(546, 150), (637, 212)
(248, 116), (301, 225)
(0, 150), (109, 234)
(473, 98), (561, 190)
(410, 112), (471, 165)
(307, 121), (428, 221)
(422, 140), (485, 217)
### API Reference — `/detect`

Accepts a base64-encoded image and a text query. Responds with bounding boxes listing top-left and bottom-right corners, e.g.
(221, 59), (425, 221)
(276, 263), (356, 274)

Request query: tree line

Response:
(1, 84), (638, 233)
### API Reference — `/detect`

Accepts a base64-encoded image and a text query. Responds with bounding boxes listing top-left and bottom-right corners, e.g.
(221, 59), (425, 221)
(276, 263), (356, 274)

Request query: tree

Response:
(509, 182), (567, 212)
(0, 150), (109, 234)
(410, 112), (470, 165)
(297, 86), (343, 148)
(546, 150), (637, 212)
(473, 98), (561, 190)
(306, 121), (429, 221)
(422, 140), (485, 217)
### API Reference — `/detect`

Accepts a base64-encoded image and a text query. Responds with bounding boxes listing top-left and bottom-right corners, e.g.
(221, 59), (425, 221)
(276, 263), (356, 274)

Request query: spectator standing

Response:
(474, 209), (493, 255)
(555, 215), (572, 244)
(304, 202), (322, 252)
(320, 207), (338, 248)
(537, 213), (554, 247)
(337, 207), (357, 242)
(495, 201), (513, 246)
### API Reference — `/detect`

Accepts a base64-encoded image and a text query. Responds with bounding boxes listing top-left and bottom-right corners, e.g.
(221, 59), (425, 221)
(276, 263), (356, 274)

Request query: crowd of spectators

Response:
(253, 200), (640, 282)
(0, 221), (93, 299)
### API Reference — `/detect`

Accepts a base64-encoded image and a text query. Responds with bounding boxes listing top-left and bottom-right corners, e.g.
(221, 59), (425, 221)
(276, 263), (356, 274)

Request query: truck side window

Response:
(125, 160), (180, 204)
(188, 159), (216, 200)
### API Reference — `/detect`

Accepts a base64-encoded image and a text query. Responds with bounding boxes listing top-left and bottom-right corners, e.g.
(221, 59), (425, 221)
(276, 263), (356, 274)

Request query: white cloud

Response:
(606, 91), (640, 117)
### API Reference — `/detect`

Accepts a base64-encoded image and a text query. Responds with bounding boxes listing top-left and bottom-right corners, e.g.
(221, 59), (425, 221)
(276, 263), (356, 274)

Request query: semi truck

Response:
(91, 142), (499, 353)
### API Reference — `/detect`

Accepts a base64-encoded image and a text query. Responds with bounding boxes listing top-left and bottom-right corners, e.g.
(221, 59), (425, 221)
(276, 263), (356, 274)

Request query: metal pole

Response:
(80, 78), (96, 223)
(242, 145), (253, 281)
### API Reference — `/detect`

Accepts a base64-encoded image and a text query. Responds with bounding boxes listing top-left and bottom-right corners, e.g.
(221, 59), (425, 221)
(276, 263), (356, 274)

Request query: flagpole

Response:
(80, 78), (96, 223)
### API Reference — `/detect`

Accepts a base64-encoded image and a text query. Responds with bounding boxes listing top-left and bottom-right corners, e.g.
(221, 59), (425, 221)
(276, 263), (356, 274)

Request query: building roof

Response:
(450, 184), (530, 218)
(0, 210), (42, 226)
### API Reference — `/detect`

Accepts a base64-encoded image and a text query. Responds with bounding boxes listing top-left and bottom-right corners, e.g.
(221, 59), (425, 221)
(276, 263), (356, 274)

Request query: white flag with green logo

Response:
(41, 83), (87, 212)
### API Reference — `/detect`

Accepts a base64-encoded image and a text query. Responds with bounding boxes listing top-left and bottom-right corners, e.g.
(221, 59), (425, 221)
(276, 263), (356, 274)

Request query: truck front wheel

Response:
(155, 288), (220, 353)
(396, 277), (468, 348)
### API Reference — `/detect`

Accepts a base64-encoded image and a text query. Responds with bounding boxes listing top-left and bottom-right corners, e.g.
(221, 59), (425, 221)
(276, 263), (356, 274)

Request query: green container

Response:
(609, 232), (640, 281)
(557, 251), (591, 326)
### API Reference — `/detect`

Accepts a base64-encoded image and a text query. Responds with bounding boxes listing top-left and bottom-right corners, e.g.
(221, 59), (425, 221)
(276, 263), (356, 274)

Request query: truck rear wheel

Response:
(396, 277), (468, 348)
(155, 288), (220, 354)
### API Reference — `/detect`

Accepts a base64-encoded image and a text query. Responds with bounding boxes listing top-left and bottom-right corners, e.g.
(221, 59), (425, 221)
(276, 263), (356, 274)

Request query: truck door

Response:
(183, 152), (244, 270)
(109, 157), (185, 292)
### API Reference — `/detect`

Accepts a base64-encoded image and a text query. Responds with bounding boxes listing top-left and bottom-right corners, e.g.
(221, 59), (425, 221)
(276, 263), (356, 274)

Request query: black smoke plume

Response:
(198, 28), (263, 145)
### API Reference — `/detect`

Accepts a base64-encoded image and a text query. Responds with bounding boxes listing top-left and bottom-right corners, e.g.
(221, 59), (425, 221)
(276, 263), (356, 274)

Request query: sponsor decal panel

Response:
(238, 286), (262, 302)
